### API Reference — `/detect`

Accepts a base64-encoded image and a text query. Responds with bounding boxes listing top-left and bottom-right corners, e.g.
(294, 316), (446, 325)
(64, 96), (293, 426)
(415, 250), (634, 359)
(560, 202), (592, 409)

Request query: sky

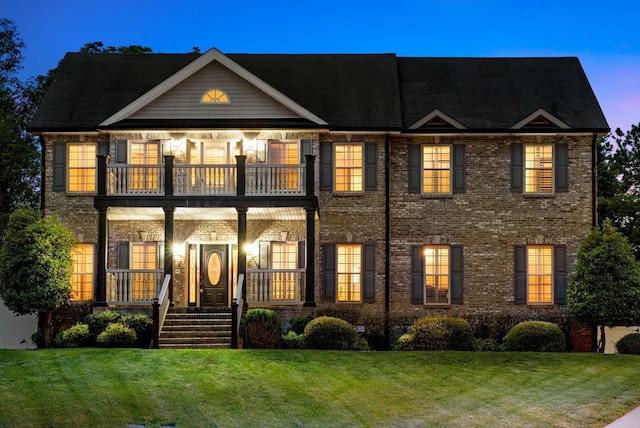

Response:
(3, 0), (639, 133)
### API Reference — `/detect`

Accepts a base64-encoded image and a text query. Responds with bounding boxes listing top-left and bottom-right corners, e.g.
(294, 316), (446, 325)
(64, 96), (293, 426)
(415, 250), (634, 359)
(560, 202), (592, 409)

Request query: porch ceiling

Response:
(107, 206), (306, 221)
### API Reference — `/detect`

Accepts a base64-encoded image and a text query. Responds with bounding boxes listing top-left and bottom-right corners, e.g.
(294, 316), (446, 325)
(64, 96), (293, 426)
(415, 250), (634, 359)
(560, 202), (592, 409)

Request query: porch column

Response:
(305, 154), (316, 196)
(304, 207), (316, 306)
(164, 206), (175, 302)
(237, 207), (247, 301)
(95, 207), (108, 306)
(97, 155), (108, 196)
(163, 155), (174, 196)
(236, 155), (246, 196)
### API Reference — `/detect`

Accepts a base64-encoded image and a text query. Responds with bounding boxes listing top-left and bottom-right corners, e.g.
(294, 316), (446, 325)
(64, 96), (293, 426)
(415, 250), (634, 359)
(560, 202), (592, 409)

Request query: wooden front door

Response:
(201, 245), (228, 307)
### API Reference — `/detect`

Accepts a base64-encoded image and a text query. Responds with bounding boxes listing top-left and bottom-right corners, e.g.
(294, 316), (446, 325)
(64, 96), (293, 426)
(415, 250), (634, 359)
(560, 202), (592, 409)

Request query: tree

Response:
(568, 219), (640, 352)
(0, 19), (41, 235)
(0, 207), (77, 347)
(78, 41), (152, 54)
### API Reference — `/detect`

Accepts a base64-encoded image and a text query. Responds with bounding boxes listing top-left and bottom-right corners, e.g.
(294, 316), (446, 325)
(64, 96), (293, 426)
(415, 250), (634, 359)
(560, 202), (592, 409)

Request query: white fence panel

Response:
(0, 299), (37, 349)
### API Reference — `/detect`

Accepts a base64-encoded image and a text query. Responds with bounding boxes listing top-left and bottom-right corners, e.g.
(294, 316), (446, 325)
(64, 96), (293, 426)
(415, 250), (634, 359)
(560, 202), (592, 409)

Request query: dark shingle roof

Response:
(29, 51), (609, 132)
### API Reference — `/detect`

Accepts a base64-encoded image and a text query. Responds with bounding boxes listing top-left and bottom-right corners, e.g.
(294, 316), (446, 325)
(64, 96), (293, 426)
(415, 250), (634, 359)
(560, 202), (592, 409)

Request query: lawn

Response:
(0, 349), (638, 427)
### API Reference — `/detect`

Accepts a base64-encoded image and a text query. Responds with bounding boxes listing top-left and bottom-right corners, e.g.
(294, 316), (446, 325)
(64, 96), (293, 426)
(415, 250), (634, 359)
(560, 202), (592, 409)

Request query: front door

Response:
(201, 244), (228, 307)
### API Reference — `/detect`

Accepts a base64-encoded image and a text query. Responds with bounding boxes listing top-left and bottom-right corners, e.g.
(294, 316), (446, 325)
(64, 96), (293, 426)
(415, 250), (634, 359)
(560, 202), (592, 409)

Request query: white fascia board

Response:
(511, 108), (571, 130)
(408, 109), (467, 130)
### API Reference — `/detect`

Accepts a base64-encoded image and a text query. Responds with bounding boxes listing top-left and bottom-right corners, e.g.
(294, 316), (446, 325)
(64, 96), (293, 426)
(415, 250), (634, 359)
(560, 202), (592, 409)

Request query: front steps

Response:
(157, 308), (233, 349)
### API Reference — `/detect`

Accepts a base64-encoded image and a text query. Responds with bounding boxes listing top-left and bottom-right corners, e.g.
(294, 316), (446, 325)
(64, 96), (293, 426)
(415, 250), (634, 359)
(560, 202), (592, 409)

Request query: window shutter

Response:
(514, 245), (527, 304)
(116, 139), (128, 163)
(411, 245), (424, 304)
(452, 144), (466, 193)
(555, 143), (569, 192)
(554, 245), (568, 304)
(259, 241), (270, 269)
(408, 144), (422, 194)
(364, 142), (377, 191)
(450, 245), (464, 304)
(117, 241), (130, 269)
(300, 139), (312, 163)
(511, 144), (523, 193)
(297, 241), (305, 269)
(323, 244), (336, 302)
(320, 143), (333, 191)
(98, 142), (110, 156)
(363, 243), (375, 303)
(52, 142), (66, 191)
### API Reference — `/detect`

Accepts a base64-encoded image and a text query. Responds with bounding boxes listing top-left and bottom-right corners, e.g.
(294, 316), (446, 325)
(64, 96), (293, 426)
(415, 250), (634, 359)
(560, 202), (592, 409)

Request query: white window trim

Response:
(423, 245), (451, 305)
(67, 142), (97, 194)
(421, 144), (453, 197)
(334, 142), (365, 194)
(523, 143), (555, 195)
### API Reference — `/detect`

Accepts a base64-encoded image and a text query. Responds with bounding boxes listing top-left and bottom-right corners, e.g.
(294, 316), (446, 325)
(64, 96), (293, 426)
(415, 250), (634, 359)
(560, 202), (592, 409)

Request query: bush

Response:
(395, 333), (415, 351)
(122, 314), (153, 348)
(280, 331), (306, 349)
(287, 315), (314, 335)
(402, 317), (475, 351)
(316, 307), (360, 325)
(96, 323), (136, 348)
(85, 310), (122, 343)
(616, 333), (640, 355)
(474, 338), (501, 352)
(244, 308), (280, 349)
(503, 321), (566, 352)
(304, 316), (359, 350)
(55, 323), (91, 348)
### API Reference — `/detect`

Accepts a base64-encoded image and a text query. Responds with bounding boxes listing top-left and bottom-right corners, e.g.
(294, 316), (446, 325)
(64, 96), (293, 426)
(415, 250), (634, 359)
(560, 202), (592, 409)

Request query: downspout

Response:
(39, 134), (46, 215)
(384, 133), (391, 350)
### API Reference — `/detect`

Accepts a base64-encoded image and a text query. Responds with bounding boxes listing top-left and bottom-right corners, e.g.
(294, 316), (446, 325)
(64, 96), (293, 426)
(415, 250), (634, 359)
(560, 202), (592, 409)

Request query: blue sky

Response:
(4, 0), (639, 132)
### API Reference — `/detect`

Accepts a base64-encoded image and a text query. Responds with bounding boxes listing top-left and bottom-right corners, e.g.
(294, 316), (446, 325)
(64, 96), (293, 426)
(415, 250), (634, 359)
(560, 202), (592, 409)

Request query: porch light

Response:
(245, 242), (259, 257)
(173, 242), (185, 259)
(163, 138), (186, 158)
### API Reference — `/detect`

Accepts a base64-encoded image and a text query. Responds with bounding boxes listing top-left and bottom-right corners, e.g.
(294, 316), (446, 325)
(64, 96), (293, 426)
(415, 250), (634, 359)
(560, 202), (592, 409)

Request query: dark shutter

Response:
(116, 139), (128, 163)
(117, 242), (130, 269)
(297, 241), (305, 269)
(52, 142), (66, 191)
(408, 144), (422, 193)
(411, 245), (424, 304)
(555, 143), (569, 192)
(259, 241), (270, 269)
(323, 244), (336, 302)
(554, 245), (568, 304)
(320, 143), (333, 191)
(511, 144), (523, 193)
(450, 245), (464, 304)
(97, 142), (110, 156)
(514, 245), (527, 304)
(364, 142), (377, 191)
(452, 144), (466, 193)
(300, 139), (312, 163)
(363, 243), (375, 303)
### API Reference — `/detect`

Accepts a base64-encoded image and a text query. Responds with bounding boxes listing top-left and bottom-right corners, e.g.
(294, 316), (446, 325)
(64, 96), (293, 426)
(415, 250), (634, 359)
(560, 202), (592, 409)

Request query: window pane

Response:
(130, 142), (159, 191)
(68, 144), (96, 192)
(270, 141), (299, 190)
(422, 146), (451, 193)
(337, 244), (362, 302)
(335, 144), (363, 192)
(131, 243), (157, 301)
(71, 244), (94, 301)
(271, 242), (298, 301)
(424, 246), (449, 304)
(525, 145), (553, 193)
(528, 246), (553, 303)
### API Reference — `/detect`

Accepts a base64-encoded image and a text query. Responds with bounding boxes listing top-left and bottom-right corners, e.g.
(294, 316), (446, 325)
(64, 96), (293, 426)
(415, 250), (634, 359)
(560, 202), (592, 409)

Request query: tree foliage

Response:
(568, 219), (640, 352)
(78, 41), (152, 54)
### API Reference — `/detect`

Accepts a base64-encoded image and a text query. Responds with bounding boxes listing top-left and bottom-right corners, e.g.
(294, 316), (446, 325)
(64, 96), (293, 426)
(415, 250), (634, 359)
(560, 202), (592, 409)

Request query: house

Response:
(28, 48), (609, 348)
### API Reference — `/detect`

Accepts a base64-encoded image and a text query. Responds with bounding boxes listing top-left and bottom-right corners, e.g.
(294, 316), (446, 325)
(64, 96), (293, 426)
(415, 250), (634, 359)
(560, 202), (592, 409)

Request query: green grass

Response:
(0, 350), (639, 427)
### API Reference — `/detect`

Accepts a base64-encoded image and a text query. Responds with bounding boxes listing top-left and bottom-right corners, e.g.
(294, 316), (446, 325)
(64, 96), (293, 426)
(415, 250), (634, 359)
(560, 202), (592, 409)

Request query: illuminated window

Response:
(335, 144), (363, 192)
(422, 145), (451, 194)
(528, 246), (553, 304)
(424, 246), (449, 304)
(525, 145), (553, 193)
(130, 141), (159, 191)
(131, 242), (158, 301)
(337, 244), (362, 302)
(270, 141), (299, 190)
(271, 242), (298, 301)
(68, 144), (96, 192)
(71, 244), (94, 301)
(201, 89), (230, 103)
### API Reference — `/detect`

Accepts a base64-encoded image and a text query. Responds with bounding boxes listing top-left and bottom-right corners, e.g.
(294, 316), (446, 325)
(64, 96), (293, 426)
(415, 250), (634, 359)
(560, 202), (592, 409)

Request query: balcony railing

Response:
(246, 269), (305, 305)
(106, 269), (164, 304)
(100, 155), (315, 197)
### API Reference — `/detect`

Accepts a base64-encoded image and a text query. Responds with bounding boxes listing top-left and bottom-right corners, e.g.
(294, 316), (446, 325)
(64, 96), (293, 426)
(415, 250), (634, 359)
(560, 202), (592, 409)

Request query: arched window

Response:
(200, 89), (230, 103)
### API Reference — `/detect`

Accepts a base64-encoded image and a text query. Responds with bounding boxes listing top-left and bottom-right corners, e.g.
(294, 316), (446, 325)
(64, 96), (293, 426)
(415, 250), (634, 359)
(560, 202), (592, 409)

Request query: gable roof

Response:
(29, 50), (609, 133)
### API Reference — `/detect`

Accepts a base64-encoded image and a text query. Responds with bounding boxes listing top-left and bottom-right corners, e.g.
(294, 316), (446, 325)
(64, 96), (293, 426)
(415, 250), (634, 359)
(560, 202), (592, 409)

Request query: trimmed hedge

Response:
(96, 323), (136, 348)
(503, 321), (566, 352)
(244, 308), (280, 349)
(55, 323), (91, 348)
(85, 311), (122, 344)
(123, 314), (153, 348)
(304, 316), (359, 350)
(616, 333), (640, 355)
(399, 317), (475, 351)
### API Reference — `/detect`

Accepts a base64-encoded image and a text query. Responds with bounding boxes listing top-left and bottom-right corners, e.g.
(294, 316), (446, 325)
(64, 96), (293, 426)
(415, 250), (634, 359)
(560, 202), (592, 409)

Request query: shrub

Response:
(405, 317), (475, 351)
(474, 338), (501, 352)
(316, 307), (360, 325)
(287, 315), (314, 335)
(96, 323), (136, 348)
(123, 314), (153, 348)
(395, 333), (415, 351)
(244, 308), (280, 349)
(55, 323), (91, 348)
(304, 316), (358, 350)
(85, 310), (122, 343)
(616, 333), (640, 355)
(503, 321), (566, 352)
(280, 331), (306, 349)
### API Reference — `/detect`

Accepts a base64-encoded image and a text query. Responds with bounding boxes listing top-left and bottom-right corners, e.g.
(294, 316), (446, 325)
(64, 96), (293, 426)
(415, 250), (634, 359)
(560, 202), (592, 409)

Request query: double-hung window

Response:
(511, 143), (568, 194)
(527, 246), (553, 303)
(322, 243), (375, 303)
(422, 146), (451, 194)
(67, 144), (96, 193)
(423, 246), (450, 304)
(411, 245), (464, 305)
(337, 244), (362, 302)
(130, 242), (158, 301)
(270, 141), (299, 191)
(71, 244), (94, 301)
(270, 242), (298, 301)
(335, 144), (363, 193)
(408, 144), (465, 195)
(514, 245), (567, 305)
(524, 145), (553, 194)
(129, 141), (159, 191)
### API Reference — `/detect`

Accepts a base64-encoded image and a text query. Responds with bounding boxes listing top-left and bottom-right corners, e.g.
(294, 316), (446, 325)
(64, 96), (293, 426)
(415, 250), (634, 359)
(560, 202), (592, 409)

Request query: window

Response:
(270, 141), (299, 190)
(130, 141), (159, 191)
(68, 144), (96, 192)
(130, 242), (158, 301)
(422, 145), (451, 194)
(335, 144), (363, 192)
(527, 246), (553, 304)
(423, 246), (450, 304)
(201, 89), (230, 103)
(71, 244), (94, 301)
(337, 244), (362, 302)
(525, 144), (553, 193)
(271, 242), (298, 301)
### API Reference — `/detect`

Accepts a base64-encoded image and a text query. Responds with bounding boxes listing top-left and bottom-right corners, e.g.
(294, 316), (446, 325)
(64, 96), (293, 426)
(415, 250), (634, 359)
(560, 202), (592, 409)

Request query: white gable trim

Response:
(409, 109), (467, 130)
(511, 108), (570, 130)
(100, 48), (328, 127)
